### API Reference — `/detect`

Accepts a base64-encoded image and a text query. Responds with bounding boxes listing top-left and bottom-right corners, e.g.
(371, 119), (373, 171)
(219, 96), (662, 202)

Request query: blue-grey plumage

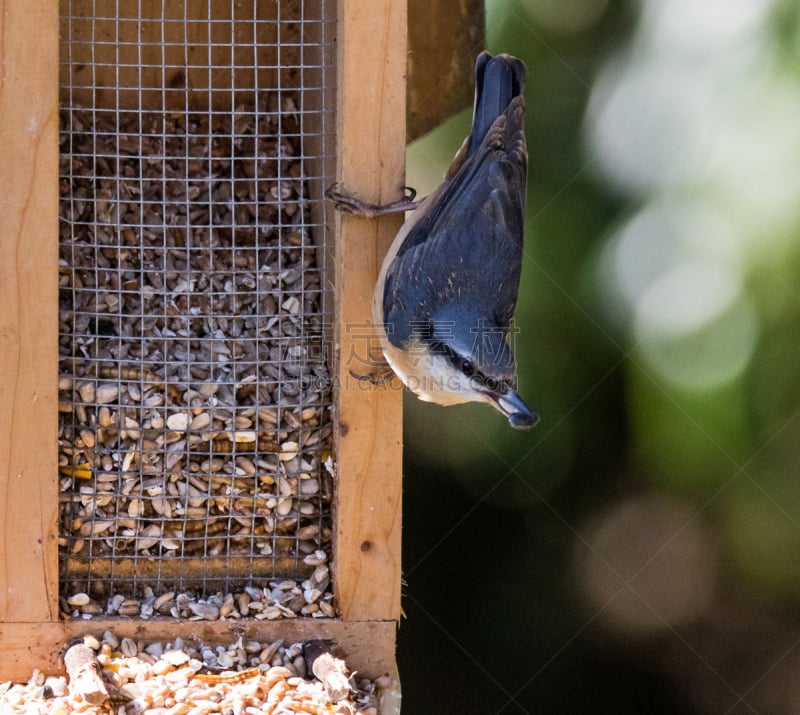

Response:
(374, 52), (538, 429)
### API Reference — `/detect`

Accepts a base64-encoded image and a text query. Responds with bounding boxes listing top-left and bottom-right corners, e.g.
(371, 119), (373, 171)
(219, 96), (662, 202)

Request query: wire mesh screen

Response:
(57, 0), (336, 619)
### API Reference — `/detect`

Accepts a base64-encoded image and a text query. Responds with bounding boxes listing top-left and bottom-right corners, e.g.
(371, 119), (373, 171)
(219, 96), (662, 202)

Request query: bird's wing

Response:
(383, 98), (527, 345)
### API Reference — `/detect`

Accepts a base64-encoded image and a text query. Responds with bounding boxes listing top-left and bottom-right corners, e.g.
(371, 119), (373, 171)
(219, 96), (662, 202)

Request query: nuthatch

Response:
(328, 52), (537, 430)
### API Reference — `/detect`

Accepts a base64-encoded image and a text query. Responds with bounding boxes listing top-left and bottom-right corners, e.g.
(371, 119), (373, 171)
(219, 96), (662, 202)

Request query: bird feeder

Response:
(0, 0), (407, 706)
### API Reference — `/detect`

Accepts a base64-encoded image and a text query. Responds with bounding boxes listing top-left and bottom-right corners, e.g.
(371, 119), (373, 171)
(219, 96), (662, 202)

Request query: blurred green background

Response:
(397, 0), (800, 712)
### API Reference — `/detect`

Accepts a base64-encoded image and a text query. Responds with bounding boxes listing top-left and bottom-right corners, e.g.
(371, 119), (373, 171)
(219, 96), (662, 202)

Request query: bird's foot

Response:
(349, 364), (397, 386)
(350, 354), (394, 387)
(325, 184), (419, 217)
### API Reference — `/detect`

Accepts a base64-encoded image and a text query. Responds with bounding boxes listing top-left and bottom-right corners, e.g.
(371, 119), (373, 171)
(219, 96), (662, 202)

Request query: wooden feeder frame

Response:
(0, 0), (404, 693)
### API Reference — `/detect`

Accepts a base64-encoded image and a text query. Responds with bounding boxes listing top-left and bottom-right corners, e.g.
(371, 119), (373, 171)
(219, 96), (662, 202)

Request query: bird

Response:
(327, 51), (537, 430)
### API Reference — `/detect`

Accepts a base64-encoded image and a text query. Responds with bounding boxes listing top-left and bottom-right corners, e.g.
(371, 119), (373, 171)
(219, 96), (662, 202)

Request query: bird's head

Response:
(400, 305), (538, 430)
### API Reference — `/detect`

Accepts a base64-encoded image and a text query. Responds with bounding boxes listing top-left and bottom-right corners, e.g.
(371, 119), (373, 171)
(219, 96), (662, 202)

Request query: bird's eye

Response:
(460, 359), (475, 377)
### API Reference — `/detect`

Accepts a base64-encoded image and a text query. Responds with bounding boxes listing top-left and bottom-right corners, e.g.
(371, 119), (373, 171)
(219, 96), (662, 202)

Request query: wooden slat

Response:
(333, 0), (406, 622)
(407, 0), (484, 140)
(62, 556), (315, 583)
(0, 619), (397, 683)
(0, 0), (60, 624)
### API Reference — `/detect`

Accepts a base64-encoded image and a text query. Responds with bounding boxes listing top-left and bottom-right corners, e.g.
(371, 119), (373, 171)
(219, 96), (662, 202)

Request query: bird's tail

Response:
(467, 52), (527, 158)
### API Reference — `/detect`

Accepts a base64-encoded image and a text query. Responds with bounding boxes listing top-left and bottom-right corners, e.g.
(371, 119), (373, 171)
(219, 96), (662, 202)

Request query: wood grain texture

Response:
(407, 0), (485, 140)
(0, 0), (60, 623)
(61, 555), (315, 583)
(333, 0), (406, 622)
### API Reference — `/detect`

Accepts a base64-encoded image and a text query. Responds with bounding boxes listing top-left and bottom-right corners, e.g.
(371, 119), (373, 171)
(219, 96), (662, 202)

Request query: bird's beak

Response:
(494, 388), (539, 430)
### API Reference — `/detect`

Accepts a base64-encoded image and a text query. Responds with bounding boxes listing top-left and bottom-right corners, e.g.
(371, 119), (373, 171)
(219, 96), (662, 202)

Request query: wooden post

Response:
(406, 0), (484, 140)
(0, 0), (60, 624)
(333, 0), (406, 622)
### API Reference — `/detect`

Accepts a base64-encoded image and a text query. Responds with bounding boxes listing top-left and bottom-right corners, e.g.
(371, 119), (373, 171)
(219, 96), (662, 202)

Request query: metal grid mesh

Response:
(57, 0), (335, 615)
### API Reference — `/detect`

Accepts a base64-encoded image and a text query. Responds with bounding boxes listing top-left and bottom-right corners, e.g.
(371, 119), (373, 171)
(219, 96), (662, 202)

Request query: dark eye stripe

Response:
(427, 339), (489, 382)
(426, 339), (515, 394)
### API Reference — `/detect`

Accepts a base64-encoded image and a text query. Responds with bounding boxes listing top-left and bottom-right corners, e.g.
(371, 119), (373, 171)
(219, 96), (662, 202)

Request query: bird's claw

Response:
(349, 366), (397, 386)
(348, 350), (397, 386)
(324, 184), (418, 217)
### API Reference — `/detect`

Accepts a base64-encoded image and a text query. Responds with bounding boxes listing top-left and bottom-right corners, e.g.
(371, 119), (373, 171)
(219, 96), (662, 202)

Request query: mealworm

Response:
(192, 667), (261, 685)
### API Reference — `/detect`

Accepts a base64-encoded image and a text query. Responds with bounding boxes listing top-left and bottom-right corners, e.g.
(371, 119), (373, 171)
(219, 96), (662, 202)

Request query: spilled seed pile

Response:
(0, 633), (388, 714)
(58, 96), (333, 612)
